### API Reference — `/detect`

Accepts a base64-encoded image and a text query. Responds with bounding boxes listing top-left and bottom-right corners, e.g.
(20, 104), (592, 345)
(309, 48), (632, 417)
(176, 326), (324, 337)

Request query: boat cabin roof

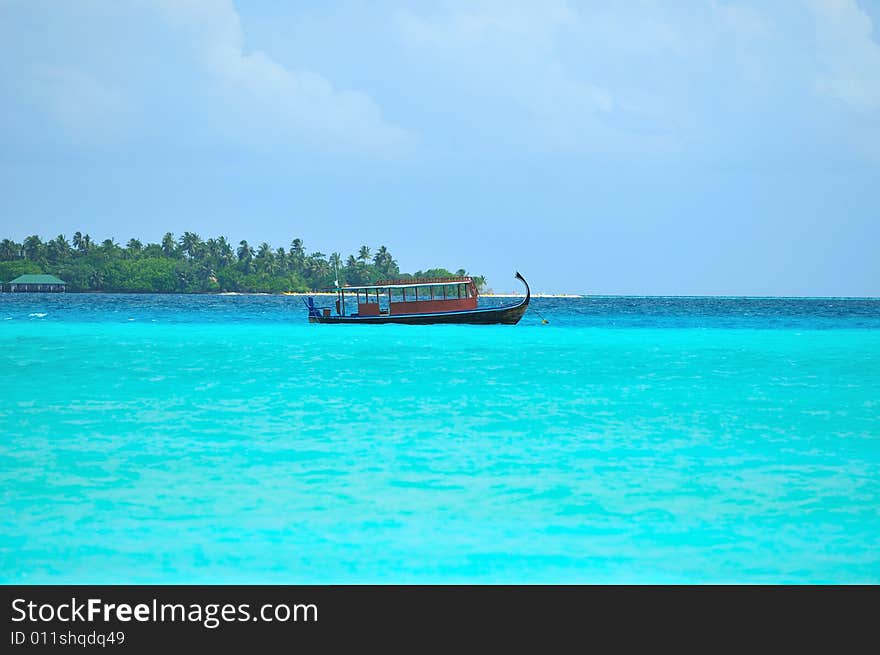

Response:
(331, 276), (474, 292)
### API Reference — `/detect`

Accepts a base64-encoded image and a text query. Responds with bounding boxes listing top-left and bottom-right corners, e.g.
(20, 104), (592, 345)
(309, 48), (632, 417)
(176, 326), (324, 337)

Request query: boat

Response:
(304, 272), (530, 325)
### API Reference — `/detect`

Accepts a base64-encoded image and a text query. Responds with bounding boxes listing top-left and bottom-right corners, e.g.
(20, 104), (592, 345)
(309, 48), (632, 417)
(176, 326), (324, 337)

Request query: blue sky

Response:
(1, 0), (878, 295)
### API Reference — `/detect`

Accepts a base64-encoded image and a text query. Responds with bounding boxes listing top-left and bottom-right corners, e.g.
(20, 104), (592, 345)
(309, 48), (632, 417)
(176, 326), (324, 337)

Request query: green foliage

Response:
(0, 233), (484, 293)
(0, 260), (43, 282)
(398, 268), (486, 292)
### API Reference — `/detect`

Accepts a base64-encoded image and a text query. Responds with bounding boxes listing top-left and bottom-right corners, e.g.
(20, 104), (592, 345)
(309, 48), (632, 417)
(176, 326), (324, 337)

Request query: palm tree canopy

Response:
(179, 232), (203, 259)
(0, 239), (21, 260)
(0, 231), (481, 294)
(161, 233), (176, 256)
(237, 240), (254, 261)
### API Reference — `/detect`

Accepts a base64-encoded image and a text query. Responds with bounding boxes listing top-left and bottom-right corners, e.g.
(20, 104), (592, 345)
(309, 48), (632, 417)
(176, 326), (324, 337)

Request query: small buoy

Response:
(530, 306), (550, 325)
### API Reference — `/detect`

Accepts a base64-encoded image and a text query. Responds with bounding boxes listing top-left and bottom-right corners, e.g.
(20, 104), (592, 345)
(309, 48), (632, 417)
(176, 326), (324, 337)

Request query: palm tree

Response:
(126, 238), (143, 253)
(237, 240), (254, 261)
(275, 247), (287, 271)
(72, 232), (84, 252)
(161, 232), (176, 257)
(141, 242), (163, 258)
(357, 245), (371, 264)
(0, 239), (21, 260)
(22, 235), (44, 262)
(255, 242), (275, 273)
(387, 256), (400, 277)
(47, 234), (71, 264)
(304, 252), (330, 286)
(216, 236), (234, 265)
(344, 254), (367, 285)
(289, 238), (305, 273)
(179, 232), (203, 260)
(372, 245), (398, 277)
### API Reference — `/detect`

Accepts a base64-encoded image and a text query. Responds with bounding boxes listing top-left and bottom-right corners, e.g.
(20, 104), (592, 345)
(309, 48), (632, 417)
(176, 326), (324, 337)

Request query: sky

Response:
(1, 0), (879, 295)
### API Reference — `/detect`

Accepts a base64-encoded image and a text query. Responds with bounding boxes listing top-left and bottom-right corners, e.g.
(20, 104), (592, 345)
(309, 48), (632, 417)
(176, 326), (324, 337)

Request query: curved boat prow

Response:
(515, 271), (530, 303)
(490, 271), (529, 325)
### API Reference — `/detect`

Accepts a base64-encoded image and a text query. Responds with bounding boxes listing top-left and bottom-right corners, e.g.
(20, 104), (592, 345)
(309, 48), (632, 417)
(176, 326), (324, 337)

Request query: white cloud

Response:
(397, 0), (577, 45)
(6, 0), (877, 162)
(806, 0), (880, 111)
(147, 0), (415, 155)
(12, 0), (414, 155)
(396, 1), (636, 154)
(394, 1), (783, 156)
(712, 1), (773, 39)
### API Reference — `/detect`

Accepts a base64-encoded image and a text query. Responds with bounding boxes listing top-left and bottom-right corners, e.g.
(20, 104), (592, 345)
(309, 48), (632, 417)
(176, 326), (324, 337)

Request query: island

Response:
(0, 233), (486, 294)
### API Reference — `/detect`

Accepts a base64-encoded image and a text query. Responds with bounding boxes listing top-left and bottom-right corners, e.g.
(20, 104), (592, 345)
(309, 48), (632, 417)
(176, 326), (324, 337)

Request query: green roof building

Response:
(6, 274), (68, 293)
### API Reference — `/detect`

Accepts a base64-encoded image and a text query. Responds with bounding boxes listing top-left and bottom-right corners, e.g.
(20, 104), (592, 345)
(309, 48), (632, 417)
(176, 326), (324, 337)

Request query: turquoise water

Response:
(2, 294), (879, 583)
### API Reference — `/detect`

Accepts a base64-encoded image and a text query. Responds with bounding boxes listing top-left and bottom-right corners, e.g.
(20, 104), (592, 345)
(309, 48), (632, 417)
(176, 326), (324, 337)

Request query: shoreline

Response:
(275, 292), (582, 298)
(5, 291), (878, 300)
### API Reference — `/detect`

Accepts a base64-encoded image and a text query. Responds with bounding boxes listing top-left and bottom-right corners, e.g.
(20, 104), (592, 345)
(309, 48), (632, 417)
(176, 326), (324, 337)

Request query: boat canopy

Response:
(327, 276), (475, 292)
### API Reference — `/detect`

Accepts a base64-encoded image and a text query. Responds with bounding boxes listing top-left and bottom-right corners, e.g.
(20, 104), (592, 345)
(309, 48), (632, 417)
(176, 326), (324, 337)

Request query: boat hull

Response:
(308, 300), (528, 325)
(307, 271), (531, 326)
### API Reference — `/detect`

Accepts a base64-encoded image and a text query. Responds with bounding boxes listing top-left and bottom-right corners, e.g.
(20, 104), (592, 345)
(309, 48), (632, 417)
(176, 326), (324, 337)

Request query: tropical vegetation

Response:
(0, 233), (485, 293)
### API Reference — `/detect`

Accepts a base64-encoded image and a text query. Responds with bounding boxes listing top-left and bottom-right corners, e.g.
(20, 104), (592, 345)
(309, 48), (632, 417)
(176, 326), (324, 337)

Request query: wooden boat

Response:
(305, 272), (530, 325)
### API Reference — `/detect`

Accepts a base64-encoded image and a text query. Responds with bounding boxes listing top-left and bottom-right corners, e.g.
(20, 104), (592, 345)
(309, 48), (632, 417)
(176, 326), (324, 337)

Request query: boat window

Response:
(380, 283), (479, 304)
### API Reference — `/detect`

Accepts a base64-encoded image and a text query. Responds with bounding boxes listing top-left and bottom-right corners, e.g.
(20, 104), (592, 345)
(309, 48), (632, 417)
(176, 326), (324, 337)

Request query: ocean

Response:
(2, 293), (879, 583)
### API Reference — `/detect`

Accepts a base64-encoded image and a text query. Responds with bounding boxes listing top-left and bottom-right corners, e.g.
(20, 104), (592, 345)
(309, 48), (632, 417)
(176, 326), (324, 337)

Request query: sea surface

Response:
(1, 293), (879, 583)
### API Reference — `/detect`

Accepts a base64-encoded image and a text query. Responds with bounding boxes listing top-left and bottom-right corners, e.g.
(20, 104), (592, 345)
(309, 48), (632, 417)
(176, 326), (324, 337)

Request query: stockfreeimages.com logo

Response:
(11, 598), (318, 629)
